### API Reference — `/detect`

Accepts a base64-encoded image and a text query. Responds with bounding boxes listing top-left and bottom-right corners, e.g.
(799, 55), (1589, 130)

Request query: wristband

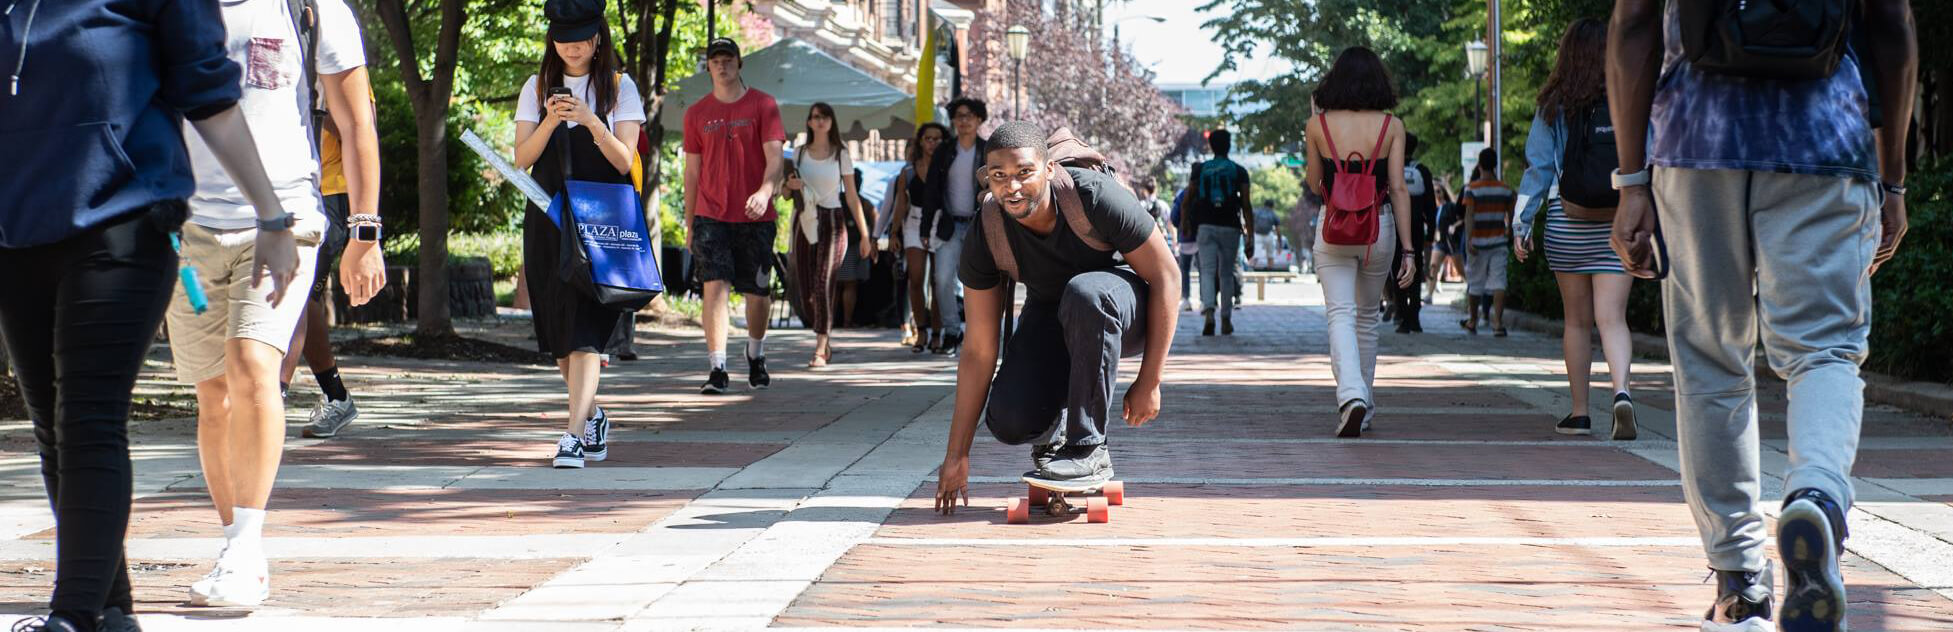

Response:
(257, 213), (295, 232)
(1881, 182), (1906, 196)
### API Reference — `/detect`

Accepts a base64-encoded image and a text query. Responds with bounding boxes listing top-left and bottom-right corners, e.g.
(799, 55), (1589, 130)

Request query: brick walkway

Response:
(2, 279), (1950, 631)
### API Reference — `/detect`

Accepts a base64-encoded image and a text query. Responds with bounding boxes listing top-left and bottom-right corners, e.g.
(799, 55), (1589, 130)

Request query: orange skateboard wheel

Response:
(1028, 485), (1051, 508)
(1087, 497), (1110, 523)
(1102, 481), (1125, 505)
(1007, 497), (1030, 524)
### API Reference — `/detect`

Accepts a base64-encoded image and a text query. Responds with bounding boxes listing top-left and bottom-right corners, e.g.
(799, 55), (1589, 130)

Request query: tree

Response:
(373, 0), (469, 336)
(964, 0), (1187, 181)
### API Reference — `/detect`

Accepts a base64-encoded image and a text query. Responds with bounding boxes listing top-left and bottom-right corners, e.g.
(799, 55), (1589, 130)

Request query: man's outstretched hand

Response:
(935, 456), (970, 515)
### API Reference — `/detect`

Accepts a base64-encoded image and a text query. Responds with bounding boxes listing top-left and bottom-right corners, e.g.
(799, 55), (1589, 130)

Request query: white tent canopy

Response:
(660, 38), (916, 139)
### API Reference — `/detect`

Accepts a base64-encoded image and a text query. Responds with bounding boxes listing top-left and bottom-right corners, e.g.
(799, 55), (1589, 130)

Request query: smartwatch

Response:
(257, 213), (295, 232)
(350, 213), (383, 243)
(1611, 168), (1651, 190)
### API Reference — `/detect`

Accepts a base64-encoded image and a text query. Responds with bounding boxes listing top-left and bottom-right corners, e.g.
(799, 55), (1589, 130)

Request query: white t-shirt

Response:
(797, 149), (844, 208)
(184, 0), (366, 230)
(945, 143), (978, 217)
(515, 73), (647, 135)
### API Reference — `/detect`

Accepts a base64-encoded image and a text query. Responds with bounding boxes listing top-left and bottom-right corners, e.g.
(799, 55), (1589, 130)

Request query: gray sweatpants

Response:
(984, 269), (1148, 448)
(1197, 226), (1242, 319)
(1653, 167), (1880, 573)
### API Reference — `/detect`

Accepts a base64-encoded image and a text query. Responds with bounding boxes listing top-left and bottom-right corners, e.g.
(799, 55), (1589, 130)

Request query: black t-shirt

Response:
(960, 167), (1157, 305)
(1189, 159), (1250, 229)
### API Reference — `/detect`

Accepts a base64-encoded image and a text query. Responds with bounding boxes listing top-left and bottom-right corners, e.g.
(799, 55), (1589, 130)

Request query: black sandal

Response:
(1459, 319), (1478, 335)
(912, 328), (930, 354)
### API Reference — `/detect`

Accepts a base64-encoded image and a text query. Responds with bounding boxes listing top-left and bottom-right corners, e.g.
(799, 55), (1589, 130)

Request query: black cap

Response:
(705, 38), (741, 60)
(546, 0), (606, 43)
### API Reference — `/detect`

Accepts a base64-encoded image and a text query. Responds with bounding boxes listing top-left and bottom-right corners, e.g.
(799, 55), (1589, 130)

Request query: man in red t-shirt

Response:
(683, 37), (787, 395)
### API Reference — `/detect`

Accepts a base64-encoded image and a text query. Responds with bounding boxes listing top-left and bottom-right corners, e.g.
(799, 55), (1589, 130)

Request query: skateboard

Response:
(1007, 475), (1126, 524)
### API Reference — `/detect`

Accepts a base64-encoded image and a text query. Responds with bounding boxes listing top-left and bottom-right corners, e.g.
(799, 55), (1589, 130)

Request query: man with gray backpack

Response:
(931, 122), (1180, 513)
(1610, 0), (1916, 629)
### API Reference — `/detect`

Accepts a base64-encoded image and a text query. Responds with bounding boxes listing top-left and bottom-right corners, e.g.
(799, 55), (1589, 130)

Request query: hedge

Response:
(1502, 159), (1953, 384)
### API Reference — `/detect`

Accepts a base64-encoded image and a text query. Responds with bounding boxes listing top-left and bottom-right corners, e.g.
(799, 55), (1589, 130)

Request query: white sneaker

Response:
(301, 396), (359, 438)
(1179, 298), (1193, 312)
(189, 551), (269, 607)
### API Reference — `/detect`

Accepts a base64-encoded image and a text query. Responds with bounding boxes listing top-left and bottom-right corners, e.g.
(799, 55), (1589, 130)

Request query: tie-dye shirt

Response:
(1649, 2), (1877, 181)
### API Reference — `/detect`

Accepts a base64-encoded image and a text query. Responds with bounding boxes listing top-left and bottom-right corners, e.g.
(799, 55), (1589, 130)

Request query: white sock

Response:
(747, 336), (765, 360)
(708, 351), (727, 371)
(227, 507), (267, 556)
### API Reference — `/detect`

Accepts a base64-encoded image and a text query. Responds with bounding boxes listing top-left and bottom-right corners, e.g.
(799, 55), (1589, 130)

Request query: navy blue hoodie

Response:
(0, 0), (242, 248)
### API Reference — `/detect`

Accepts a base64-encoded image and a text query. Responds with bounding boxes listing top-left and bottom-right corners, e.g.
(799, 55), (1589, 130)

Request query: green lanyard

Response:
(171, 233), (209, 314)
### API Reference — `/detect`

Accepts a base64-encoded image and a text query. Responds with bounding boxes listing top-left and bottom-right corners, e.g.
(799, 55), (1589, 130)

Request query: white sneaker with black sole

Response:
(582, 407), (609, 462)
(552, 433), (585, 469)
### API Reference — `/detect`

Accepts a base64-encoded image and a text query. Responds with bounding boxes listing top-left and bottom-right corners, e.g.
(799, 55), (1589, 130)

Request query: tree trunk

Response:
(1936, 70), (1953, 158)
(414, 109), (453, 336)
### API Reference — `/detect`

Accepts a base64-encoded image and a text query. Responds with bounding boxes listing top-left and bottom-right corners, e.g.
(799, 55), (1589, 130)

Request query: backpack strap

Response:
(1316, 113), (1341, 163)
(287, 0), (321, 151)
(1363, 115), (1392, 176)
(981, 197), (1019, 281)
(1052, 167), (1113, 252)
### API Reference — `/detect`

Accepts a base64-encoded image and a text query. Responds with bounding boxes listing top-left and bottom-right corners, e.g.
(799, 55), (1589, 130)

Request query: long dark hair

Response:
(807, 102), (845, 155)
(537, 28), (622, 120)
(909, 122), (949, 164)
(1535, 18), (1608, 121)
(1313, 46), (1398, 112)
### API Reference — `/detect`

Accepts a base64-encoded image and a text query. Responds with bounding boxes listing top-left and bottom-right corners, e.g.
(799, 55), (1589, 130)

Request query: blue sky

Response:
(1102, 0), (1295, 86)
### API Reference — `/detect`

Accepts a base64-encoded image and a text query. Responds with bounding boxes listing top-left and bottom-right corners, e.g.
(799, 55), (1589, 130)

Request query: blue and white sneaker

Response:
(552, 433), (585, 469)
(1780, 489), (1849, 631)
(582, 407), (610, 462)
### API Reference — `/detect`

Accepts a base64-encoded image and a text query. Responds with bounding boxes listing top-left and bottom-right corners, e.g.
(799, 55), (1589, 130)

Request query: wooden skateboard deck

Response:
(1007, 476), (1125, 524)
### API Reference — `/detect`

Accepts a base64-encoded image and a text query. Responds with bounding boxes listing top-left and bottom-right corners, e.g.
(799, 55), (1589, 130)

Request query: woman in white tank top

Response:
(784, 102), (873, 367)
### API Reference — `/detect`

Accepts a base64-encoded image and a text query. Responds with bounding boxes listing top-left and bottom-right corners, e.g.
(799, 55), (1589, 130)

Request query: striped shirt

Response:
(1462, 179), (1514, 250)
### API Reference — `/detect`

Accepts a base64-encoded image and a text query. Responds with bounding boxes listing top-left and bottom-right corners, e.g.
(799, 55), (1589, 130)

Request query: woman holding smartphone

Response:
(784, 102), (873, 367)
(512, 0), (645, 469)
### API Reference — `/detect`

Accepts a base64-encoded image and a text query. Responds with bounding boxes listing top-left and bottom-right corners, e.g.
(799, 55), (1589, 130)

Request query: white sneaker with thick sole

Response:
(189, 553), (269, 607)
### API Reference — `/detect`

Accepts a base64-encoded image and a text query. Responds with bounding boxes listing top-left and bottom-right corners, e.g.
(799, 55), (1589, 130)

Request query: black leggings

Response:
(0, 204), (181, 622)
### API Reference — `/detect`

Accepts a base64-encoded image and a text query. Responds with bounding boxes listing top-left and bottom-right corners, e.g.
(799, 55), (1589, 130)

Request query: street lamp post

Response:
(1466, 40), (1488, 147)
(1006, 25), (1030, 120)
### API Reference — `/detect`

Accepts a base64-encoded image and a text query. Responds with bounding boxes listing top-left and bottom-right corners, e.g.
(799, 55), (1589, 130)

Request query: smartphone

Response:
(547, 86), (572, 100)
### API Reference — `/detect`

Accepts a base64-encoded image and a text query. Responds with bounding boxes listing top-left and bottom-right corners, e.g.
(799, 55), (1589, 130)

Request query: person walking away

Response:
(1303, 46), (1418, 439)
(0, 1), (303, 628)
(1514, 18), (1638, 439)
(1459, 149), (1513, 336)
(279, 68), (384, 441)
(892, 123), (947, 352)
(511, 0), (646, 468)
(1251, 202), (1280, 270)
(1141, 180), (1176, 256)
(784, 102), (874, 367)
(162, 0), (377, 609)
(1170, 187), (1198, 310)
(932, 123), (1180, 512)
(682, 37), (787, 393)
(917, 97), (990, 355)
(1189, 129), (1253, 336)
(1391, 133), (1436, 333)
(1610, 0), (1915, 629)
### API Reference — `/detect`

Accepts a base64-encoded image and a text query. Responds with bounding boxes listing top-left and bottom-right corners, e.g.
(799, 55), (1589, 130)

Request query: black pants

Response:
(984, 269), (1147, 448)
(1387, 246), (1426, 327)
(0, 205), (180, 621)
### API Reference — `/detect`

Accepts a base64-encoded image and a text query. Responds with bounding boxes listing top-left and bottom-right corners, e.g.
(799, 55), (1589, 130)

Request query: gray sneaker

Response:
(301, 396), (358, 439)
(1037, 443), (1113, 483)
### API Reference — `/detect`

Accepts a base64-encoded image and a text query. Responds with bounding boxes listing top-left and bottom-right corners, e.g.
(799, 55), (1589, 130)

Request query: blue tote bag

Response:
(546, 176), (664, 311)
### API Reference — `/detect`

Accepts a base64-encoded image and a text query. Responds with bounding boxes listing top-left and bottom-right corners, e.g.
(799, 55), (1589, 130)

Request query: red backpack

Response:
(1318, 113), (1391, 247)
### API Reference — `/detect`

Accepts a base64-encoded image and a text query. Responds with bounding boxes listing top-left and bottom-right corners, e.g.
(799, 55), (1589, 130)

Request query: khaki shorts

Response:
(166, 222), (322, 385)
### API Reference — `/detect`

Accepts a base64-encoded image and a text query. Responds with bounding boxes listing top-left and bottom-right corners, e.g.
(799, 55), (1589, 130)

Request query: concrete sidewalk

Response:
(2, 279), (1950, 630)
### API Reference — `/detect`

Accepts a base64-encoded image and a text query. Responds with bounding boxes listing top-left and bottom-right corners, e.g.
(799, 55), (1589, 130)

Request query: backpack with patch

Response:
(1680, 0), (1855, 81)
(1557, 102), (1620, 221)
(1193, 157), (1243, 223)
(1317, 113), (1391, 248)
(980, 128), (1119, 281)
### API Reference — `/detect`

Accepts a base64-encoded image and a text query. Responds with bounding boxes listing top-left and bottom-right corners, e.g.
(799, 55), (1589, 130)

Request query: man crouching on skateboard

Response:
(935, 122), (1181, 514)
